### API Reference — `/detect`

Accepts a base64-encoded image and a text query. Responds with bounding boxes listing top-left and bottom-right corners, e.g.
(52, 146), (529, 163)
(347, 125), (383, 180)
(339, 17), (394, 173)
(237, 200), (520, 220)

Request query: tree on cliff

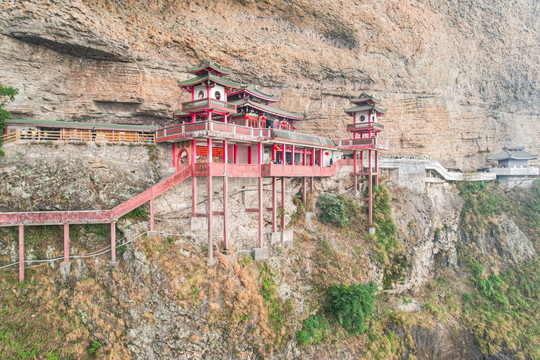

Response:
(0, 85), (18, 156)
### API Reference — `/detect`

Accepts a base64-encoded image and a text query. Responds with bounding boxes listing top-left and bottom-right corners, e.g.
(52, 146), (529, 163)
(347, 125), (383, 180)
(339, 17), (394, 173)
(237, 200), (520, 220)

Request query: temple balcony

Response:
(181, 98), (237, 114)
(156, 120), (272, 142)
(488, 167), (539, 176)
(346, 122), (384, 132)
(335, 137), (389, 150)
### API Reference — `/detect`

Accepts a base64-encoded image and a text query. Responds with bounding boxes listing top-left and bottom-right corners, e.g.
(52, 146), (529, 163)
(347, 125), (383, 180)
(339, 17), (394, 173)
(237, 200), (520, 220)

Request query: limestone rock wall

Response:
(1, 0), (539, 169)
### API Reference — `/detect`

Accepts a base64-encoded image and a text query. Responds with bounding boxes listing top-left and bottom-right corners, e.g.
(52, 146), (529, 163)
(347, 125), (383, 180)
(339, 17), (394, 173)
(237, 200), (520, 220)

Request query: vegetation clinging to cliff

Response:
(371, 185), (408, 290)
(0, 85), (18, 156)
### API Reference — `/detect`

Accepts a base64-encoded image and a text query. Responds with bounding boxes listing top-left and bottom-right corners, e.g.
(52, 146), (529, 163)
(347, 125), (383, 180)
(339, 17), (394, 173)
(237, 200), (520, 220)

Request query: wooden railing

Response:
(0, 129), (155, 145)
(156, 121), (272, 141)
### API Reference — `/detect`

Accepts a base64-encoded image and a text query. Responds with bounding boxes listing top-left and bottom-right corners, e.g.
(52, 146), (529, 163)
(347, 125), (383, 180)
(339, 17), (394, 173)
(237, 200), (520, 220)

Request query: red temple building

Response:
(155, 59), (388, 261)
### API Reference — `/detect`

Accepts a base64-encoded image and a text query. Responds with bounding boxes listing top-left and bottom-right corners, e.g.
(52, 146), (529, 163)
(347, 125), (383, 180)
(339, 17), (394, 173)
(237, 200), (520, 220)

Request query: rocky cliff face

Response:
(2, 0), (539, 169)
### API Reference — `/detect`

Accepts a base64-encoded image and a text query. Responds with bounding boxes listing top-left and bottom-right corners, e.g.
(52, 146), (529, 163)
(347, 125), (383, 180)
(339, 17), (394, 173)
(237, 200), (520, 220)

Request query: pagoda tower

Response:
(175, 58), (242, 124)
(344, 93), (386, 225)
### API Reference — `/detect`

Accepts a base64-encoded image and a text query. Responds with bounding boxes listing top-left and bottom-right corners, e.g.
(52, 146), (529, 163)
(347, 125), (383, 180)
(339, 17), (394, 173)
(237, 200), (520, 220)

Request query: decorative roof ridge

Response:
(343, 104), (386, 114)
(186, 58), (232, 75)
(177, 73), (242, 89)
(350, 92), (381, 104)
(231, 98), (303, 120)
(229, 86), (278, 102)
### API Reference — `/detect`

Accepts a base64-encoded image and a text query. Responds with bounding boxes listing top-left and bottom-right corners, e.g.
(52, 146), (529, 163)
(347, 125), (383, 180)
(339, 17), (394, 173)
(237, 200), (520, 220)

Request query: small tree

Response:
(0, 85), (19, 156)
(326, 282), (377, 334)
(316, 194), (348, 227)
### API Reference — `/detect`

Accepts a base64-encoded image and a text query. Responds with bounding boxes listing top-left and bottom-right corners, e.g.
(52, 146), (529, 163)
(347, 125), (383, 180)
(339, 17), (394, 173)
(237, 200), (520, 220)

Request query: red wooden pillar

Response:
(302, 177), (307, 204)
(319, 149), (323, 167)
(191, 114), (196, 123)
(257, 142), (263, 247)
(63, 223), (69, 262)
(150, 196), (155, 231)
(272, 177), (277, 233)
(291, 145), (295, 167)
(310, 177), (314, 192)
(368, 149), (373, 225)
(111, 222), (116, 262)
(223, 139), (228, 250)
(233, 144), (238, 164)
(375, 150), (379, 188)
(18, 225), (24, 282)
(282, 144), (286, 166)
(360, 150), (364, 172)
(172, 143), (176, 169)
(207, 137), (213, 261)
(310, 148), (314, 166)
(353, 150), (358, 193)
(281, 177), (286, 230)
(192, 139), (197, 216)
(303, 148), (307, 166)
(248, 145), (252, 165)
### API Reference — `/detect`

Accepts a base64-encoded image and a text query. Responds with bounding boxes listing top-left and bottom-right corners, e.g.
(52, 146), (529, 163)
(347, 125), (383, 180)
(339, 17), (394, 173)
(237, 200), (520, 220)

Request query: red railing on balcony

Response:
(155, 121), (272, 141)
(181, 98), (237, 113)
(346, 122), (384, 132)
(335, 137), (389, 150)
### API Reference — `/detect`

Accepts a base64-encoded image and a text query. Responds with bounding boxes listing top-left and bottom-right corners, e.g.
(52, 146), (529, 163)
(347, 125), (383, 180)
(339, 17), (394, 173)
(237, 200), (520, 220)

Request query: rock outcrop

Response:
(1, 0), (539, 169)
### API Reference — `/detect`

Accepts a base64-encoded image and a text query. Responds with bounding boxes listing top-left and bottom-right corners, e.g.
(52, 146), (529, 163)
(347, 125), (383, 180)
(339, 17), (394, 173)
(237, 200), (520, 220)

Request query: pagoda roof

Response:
(350, 93), (381, 104)
(344, 104), (386, 115)
(7, 118), (157, 131)
(487, 147), (538, 161)
(185, 58), (232, 75)
(271, 129), (336, 147)
(177, 73), (242, 90)
(229, 86), (279, 103)
(230, 99), (303, 120)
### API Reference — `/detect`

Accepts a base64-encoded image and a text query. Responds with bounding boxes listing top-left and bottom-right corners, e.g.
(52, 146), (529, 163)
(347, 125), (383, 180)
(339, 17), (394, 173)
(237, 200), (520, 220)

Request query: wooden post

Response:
(310, 177), (314, 192)
(281, 177), (286, 230)
(223, 139), (228, 251)
(192, 139), (197, 216)
(353, 150), (358, 193)
(63, 223), (69, 262)
(172, 143), (176, 169)
(291, 145), (295, 167)
(375, 150), (379, 188)
(150, 196), (155, 231)
(223, 176), (228, 251)
(272, 177), (277, 233)
(369, 149), (373, 225)
(258, 176), (263, 247)
(111, 222), (116, 262)
(302, 177), (307, 204)
(207, 138), (213, 262)
(233, 144), (238, 164)
(282, 144), (286, 166)
(18, 225), (24, 282)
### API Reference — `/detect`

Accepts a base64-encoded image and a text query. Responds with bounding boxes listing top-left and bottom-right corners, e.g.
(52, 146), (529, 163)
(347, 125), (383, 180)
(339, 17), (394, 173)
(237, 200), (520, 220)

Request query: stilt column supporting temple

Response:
(223, 139), (228, 250)
(258, 176), (263, 248)
(272, 177), (277, 233)
(63, 223), (69, 262)
(150, 196), (155, 231)
(281, 177), (286, 230)
(353, 150), (358, 193)
(207, 138), (213, 262)
(192, 139), (197, 216)
(111, 222), (116, 263)
(368, 149), (373, 225)
(302, 177), (307, 204)
(18, 225), (24, 282)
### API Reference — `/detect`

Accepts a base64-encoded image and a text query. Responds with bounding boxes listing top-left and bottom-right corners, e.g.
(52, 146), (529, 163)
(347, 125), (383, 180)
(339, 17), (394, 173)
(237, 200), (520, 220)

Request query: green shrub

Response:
(326, 282), (377, 334)
(296, 315), (329, 347)
(316, 194), (348, 227)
